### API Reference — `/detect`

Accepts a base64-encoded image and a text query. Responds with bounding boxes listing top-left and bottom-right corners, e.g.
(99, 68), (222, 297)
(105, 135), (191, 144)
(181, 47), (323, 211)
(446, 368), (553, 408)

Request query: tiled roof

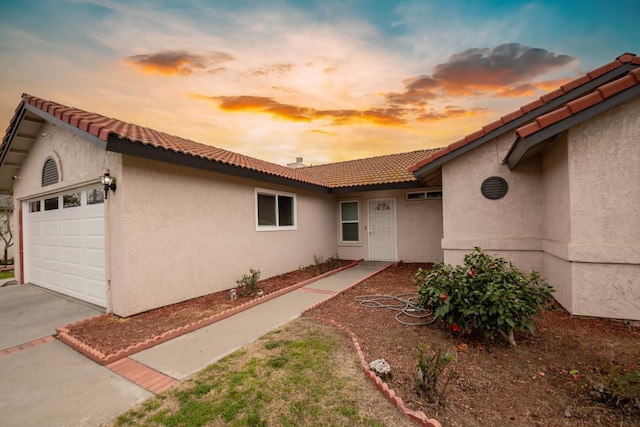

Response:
(3, 94), (436, 190)
(516, 66), (640, 139)
(14, 94), (330, 187)
(409, 52), (640, 174)
(301, 149), (441, 188)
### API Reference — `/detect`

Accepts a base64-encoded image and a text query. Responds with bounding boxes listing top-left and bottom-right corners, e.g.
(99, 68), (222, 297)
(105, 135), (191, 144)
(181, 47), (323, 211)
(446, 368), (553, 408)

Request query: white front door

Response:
(25, 186), (106, 307)
(367, 198), (397, 261)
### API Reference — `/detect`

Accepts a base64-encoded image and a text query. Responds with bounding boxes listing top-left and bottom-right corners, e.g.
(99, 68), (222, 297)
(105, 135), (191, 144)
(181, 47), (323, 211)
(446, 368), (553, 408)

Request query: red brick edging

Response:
(56, 260), (363, 365)
(107, 357), (179, 394)
(301, 261), (442, 427)
(0, 335), (55, 358)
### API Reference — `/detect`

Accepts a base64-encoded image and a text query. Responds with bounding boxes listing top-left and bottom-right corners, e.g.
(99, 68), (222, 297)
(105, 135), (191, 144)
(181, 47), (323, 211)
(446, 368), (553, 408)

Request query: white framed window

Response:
(405, 189), (442, 201)
(255, 188), (296, 231)
(340, 201), (360, 243)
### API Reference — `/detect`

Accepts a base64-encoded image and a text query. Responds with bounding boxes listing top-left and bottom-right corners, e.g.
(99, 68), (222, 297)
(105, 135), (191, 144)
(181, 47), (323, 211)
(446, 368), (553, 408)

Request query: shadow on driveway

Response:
(0, 283), (104, 350)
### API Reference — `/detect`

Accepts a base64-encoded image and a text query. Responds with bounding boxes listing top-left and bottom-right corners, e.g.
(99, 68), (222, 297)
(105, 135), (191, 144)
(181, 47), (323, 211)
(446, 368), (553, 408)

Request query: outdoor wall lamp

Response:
(100, 172), (116, 199)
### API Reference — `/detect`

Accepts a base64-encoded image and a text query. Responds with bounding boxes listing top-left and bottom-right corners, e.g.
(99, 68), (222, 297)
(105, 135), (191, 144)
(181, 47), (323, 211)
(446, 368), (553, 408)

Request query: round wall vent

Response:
(481, 176), (508, 200)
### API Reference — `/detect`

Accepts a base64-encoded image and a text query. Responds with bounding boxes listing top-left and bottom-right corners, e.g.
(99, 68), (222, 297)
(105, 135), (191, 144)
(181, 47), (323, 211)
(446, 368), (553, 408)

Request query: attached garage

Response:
(24, 185), (106, 307)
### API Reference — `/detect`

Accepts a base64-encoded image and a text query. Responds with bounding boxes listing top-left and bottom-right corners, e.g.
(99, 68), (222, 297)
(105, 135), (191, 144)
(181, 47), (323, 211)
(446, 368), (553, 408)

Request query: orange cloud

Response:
(535, 78), (574, 91)
(193, 94), (408, 126)
(417, 106), (488, 122)
(494, 83), (538, 98)
(125, 50), (234, 76)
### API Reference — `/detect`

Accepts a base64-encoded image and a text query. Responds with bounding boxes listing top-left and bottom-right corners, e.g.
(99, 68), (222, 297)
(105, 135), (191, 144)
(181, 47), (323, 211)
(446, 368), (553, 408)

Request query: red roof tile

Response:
(410, 52), (639, 175)
(4, 94), (437, 190)
(516, 67), (640, 140)
(300, 148), (441, 188)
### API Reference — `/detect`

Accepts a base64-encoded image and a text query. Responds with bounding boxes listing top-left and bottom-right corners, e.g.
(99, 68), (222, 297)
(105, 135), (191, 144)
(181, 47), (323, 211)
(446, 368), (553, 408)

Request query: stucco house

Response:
(410, 52), (640, 321)
(1, 52), (638, 320)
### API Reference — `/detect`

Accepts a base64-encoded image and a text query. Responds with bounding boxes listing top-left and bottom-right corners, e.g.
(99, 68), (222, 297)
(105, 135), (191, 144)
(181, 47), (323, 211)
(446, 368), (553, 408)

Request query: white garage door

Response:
(26, 186), (106, 307)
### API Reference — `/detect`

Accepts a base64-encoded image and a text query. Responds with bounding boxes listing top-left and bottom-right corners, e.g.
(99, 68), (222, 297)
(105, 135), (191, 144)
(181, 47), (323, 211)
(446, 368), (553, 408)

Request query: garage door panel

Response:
(62, 273), (84, 296)
(29, 221), (42, 237)
(85, 217), (104, 237)
(62, 247), (83, 266)
(43, 220), (60, 237)
(29, 244), (42, 259)
(43, 245), (60, 261)
(85, 248), (105, 269)
(25, 188), (106, 308)
(30, 267), (43, 282)
(86, 278), (107, 305)
(61, 218), (83, 236)
(43, 269), (61, 288)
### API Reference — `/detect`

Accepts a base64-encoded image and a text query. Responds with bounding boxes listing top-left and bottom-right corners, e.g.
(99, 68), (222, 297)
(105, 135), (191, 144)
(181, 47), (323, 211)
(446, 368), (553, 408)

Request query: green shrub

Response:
(236, 268), (261, 297)
(415, 247), (554, 346)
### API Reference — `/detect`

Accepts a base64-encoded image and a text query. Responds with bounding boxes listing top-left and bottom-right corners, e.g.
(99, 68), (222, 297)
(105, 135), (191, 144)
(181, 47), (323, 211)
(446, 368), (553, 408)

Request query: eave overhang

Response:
(506, 79), (640, 169)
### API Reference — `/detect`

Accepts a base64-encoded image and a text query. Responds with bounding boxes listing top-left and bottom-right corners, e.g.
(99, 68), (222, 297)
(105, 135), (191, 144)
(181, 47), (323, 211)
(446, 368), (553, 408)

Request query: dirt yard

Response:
(306, 263), (640, 426)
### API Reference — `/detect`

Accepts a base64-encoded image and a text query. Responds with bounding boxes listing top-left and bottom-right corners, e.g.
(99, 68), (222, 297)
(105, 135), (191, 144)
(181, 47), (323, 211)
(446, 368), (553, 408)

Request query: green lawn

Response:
(109, 319), (414, 427)
(0, 270), (14, 280)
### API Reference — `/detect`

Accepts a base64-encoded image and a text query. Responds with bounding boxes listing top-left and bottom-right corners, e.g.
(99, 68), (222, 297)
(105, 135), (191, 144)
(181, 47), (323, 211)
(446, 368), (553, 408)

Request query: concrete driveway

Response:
(0, 284), (151, 426)
(0, 283), (103, 349)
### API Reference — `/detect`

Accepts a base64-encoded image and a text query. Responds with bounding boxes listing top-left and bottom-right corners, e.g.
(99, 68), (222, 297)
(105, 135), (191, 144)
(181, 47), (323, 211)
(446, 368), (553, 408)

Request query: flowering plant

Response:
(415, 248), (554, 346)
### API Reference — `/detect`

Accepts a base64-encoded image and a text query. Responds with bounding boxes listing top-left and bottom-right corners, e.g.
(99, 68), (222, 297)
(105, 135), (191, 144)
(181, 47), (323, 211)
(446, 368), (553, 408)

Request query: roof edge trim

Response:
(106, 135), (332, 193)
(0, 104), (27, 168)
(23, 104), (108, 151)
(506, 83), (640, 169)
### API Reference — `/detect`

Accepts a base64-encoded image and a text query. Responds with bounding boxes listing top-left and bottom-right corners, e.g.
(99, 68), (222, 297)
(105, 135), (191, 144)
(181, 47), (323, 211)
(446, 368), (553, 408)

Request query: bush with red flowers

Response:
(414, 247), (554, 346)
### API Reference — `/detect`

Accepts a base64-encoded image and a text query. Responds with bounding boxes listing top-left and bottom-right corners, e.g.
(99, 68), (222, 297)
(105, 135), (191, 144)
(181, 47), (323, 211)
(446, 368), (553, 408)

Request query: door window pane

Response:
(87, 187), (105, 205)
(44, 197), (59, 211)
(63, 192), (81, 208)
(29, 201), (41, 212)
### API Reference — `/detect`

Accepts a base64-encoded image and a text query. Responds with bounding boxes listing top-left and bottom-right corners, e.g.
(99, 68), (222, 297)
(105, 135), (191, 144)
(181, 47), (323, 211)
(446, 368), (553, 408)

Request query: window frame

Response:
(405, 189), (443, 201)
(255, 188), (297, 231)
(339, 200), (360, 244)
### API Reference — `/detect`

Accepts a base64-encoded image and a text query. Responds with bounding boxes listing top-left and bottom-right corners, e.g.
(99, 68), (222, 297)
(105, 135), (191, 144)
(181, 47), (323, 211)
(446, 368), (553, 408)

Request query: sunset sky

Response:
(0, 0), (638, 166)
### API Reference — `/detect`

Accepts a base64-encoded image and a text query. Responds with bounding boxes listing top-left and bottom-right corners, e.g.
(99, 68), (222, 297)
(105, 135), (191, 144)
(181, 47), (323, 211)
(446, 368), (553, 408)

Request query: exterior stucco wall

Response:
(564, 96), (640, 319)
(441, 133), (543, 273)
(336, 189), (443, 263)
(568, 96), (640, 260)
(110, 155), (337, 316)
(10, 123), (122, 294)
(572, 262), (640, 319)
(541, 133), (572, 311)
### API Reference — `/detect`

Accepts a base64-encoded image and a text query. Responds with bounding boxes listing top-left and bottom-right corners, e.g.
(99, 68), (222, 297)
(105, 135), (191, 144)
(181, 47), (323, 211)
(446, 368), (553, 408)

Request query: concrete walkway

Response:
(0, 261), (391, 426)
(131, 262), (389, 380)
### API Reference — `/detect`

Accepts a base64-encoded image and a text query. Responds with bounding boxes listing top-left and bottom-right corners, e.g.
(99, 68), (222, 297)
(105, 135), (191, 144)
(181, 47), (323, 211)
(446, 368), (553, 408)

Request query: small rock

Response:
(564, 408), (571, 418)
(369, 358), (391, 376)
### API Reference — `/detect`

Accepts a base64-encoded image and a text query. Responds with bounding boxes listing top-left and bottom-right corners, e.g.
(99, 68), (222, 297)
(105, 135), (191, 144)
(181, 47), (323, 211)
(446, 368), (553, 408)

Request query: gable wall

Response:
(336, 189), (443, 263)
(11, 123), (122, 300)
(110, 155), (337, 316)
(441, 132), (543, 272)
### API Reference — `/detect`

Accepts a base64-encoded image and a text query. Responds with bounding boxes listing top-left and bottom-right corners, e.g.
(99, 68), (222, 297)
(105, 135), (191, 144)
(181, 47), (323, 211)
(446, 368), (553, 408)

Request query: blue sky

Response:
(0, 0), (637, 164)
